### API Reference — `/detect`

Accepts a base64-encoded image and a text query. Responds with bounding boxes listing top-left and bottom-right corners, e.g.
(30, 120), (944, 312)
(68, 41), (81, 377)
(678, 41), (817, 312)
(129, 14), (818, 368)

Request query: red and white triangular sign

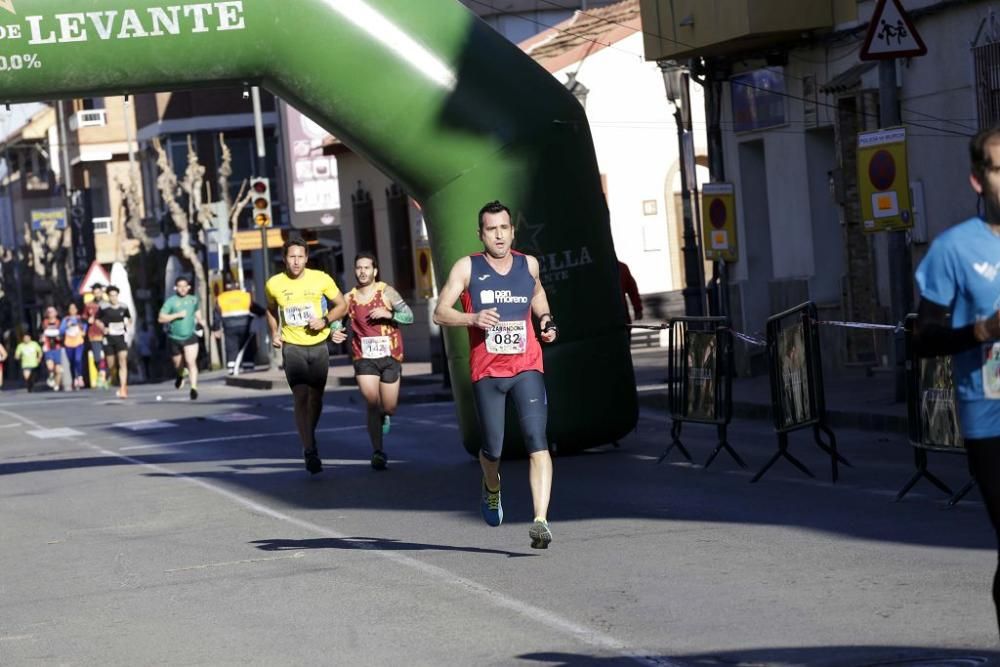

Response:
(860, 0), (927, 60)
(77, 260), (111, 295)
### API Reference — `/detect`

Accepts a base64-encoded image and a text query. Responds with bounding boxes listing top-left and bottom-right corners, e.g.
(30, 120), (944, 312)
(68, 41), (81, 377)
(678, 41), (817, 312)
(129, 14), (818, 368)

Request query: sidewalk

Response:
(224, 346), (908, 435)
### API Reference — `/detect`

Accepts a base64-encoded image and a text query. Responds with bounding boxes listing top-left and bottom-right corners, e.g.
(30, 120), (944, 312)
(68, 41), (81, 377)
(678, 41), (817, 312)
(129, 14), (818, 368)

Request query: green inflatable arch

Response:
(1, 0), (638, 455)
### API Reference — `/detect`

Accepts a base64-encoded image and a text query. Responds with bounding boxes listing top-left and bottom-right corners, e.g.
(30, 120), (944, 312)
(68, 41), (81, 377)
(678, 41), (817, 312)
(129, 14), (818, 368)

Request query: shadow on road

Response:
(3, 390), (996, 552)
(250, 536), (533, 558)
(519, 645), (1000, 666)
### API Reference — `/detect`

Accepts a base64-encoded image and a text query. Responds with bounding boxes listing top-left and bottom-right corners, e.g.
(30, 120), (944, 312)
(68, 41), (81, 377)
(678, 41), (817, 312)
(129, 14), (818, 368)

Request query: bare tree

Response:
(150, 134), (254, 370)
(217, 132), (233, 213)
(218, 133), (252, 271)
(25, 219), (71, 306)
(152, 136), (206, 293)
(115, 170), (153, 254)
(151, 135), (214, 369)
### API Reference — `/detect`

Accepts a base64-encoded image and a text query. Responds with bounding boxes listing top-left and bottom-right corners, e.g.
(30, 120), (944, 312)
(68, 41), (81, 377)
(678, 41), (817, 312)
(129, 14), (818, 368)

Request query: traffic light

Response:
(250, 177), (272, 228)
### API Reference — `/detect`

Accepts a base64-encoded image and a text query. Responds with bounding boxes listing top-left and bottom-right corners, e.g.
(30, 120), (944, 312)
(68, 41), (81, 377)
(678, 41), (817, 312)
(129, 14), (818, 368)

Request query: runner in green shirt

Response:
(14, 333), (42, 393)
(158, 276), (205, 400)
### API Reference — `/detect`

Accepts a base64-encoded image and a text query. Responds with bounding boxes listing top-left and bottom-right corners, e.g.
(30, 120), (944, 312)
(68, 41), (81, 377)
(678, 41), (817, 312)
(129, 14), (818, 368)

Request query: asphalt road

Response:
(1, 374), (999, 666)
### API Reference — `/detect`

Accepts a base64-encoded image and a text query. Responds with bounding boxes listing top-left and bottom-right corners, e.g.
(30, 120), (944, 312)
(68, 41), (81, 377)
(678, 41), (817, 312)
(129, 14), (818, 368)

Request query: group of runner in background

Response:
(0, 282), (134, 396)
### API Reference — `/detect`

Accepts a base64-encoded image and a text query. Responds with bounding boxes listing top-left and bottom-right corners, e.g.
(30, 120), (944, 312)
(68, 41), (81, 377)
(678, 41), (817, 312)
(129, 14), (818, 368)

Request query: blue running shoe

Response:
(381, 414), (391, 436)
(480, 477), (503, 526)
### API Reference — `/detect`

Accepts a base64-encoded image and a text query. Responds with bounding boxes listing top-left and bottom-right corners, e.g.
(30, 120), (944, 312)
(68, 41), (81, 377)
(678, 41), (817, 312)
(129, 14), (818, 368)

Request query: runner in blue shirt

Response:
(915, 124), (1000, 638)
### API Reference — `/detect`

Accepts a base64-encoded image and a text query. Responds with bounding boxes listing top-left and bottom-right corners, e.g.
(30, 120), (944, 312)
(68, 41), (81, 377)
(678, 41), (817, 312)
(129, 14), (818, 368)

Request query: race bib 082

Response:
(283, 304), (317, 327)
(486, 320), (527, 355)
(361, 336), (392, 359)
(107, 322), (126, 336)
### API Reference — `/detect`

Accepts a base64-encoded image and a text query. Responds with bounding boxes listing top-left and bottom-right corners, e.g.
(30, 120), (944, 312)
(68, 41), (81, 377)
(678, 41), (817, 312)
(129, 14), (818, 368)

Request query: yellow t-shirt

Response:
(265, 269), (342, 346)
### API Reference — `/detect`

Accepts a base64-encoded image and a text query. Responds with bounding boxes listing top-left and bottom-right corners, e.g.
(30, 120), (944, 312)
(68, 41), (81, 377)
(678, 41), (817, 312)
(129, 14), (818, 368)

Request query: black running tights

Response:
(965, 436), (1000, 637)
(282, 343), (330, 451)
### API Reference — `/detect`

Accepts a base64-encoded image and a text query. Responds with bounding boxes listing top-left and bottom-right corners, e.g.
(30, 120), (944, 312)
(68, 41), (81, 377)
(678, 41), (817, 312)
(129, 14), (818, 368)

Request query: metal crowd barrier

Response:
(898, 314), (974, 505)
(658, 316), (745, 469)
(752, 301), (850, 483)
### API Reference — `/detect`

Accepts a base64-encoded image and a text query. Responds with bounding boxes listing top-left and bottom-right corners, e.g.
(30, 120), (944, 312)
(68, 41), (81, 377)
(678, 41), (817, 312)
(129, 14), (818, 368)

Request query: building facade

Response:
(642, 0), (983, 372)
(521, 0), (707, 318)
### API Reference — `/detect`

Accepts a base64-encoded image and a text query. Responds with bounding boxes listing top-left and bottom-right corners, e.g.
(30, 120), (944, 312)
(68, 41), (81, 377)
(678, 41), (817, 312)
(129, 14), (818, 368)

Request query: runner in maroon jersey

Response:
(331, 252), (414, 470)
(433, 200), (558, 549)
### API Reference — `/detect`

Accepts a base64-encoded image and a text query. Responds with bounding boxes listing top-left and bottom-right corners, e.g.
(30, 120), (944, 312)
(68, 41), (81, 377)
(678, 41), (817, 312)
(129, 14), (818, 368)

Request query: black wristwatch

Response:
(540, 314), (558, 339)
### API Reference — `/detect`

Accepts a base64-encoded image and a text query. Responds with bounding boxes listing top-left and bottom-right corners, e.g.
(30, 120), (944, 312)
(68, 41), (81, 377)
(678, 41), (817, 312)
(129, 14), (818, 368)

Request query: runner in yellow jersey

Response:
(266, 238), (348, 475)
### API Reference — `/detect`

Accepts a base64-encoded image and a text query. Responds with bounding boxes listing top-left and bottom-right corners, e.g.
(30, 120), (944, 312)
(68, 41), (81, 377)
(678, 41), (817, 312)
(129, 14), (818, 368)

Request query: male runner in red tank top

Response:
(434, 200), (558, 549)
(331, 252), (414, 470)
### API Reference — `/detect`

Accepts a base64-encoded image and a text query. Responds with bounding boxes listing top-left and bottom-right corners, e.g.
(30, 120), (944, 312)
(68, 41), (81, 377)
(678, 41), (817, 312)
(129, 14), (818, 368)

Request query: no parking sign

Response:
(858, 127), (912, 232)
(701, 182), (738, 262)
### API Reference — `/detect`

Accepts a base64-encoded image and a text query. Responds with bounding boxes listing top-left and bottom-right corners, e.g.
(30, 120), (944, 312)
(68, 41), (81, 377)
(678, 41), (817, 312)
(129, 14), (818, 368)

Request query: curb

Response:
(636, 391), (907, 435)
(225, 376), (274, 390)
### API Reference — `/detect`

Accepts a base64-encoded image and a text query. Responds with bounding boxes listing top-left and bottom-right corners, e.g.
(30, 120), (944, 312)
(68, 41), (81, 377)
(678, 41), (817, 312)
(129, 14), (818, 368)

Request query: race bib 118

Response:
(283, 304), (317, 327)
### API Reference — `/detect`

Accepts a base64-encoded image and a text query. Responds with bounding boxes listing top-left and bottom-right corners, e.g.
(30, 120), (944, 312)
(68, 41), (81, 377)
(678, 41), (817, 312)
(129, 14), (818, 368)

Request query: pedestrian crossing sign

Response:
(860, 0), (927, 61)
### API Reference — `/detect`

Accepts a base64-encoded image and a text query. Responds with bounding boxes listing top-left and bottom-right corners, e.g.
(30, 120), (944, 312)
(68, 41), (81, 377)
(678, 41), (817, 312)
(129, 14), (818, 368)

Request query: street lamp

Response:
(658, 60), (704, 317)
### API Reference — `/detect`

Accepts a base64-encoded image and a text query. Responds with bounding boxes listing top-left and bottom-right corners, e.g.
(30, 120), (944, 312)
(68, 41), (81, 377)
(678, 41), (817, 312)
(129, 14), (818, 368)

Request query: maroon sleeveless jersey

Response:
(347, 282), (404, 362)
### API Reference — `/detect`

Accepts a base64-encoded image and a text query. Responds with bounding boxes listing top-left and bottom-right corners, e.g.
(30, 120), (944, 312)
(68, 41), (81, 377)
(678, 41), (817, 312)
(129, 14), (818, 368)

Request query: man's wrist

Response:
(976, 319), (993, 343)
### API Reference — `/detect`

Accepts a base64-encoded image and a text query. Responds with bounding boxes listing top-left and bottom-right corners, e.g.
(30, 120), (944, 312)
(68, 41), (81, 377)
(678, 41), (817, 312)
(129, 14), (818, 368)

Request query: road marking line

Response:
(115, 420), (178, 431)
(0, 422), (21, 428)
(284, 405), (358, 413)
(0, 407), (674, 667)
(165, 552), (306, 573)
(207, 412), (266, 423)
(0, 635), (34, 642)
(397, 418), (459, 429)
(118, 425), (366, 451)
(26, 428), (84, 439)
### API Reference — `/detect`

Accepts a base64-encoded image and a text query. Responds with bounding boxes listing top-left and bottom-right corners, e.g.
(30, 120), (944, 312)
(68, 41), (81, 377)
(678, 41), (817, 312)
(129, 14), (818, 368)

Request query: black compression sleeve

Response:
(913, 298), (980, 357)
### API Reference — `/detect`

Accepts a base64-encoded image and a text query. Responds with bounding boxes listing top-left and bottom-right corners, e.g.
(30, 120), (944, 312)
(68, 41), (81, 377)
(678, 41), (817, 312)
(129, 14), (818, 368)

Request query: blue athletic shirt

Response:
(915, 216), (1000, 438)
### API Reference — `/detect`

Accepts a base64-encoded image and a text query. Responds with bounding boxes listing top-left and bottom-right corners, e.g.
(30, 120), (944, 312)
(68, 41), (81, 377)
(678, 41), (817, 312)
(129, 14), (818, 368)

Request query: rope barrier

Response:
(815, 319), (903, 333)
(629, 317), (902, 348)
(727, 329), (767, 347)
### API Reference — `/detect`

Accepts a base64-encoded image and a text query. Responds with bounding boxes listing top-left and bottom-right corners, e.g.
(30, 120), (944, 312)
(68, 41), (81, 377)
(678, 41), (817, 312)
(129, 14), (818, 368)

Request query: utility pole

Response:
(879, 60), (912, 403)
(699, 58), (728, 317)
(859, 0), (926, 401)
(660, 61), (705, 317)
(251, 85), (271, 358)
(3, 145), (24, 331)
